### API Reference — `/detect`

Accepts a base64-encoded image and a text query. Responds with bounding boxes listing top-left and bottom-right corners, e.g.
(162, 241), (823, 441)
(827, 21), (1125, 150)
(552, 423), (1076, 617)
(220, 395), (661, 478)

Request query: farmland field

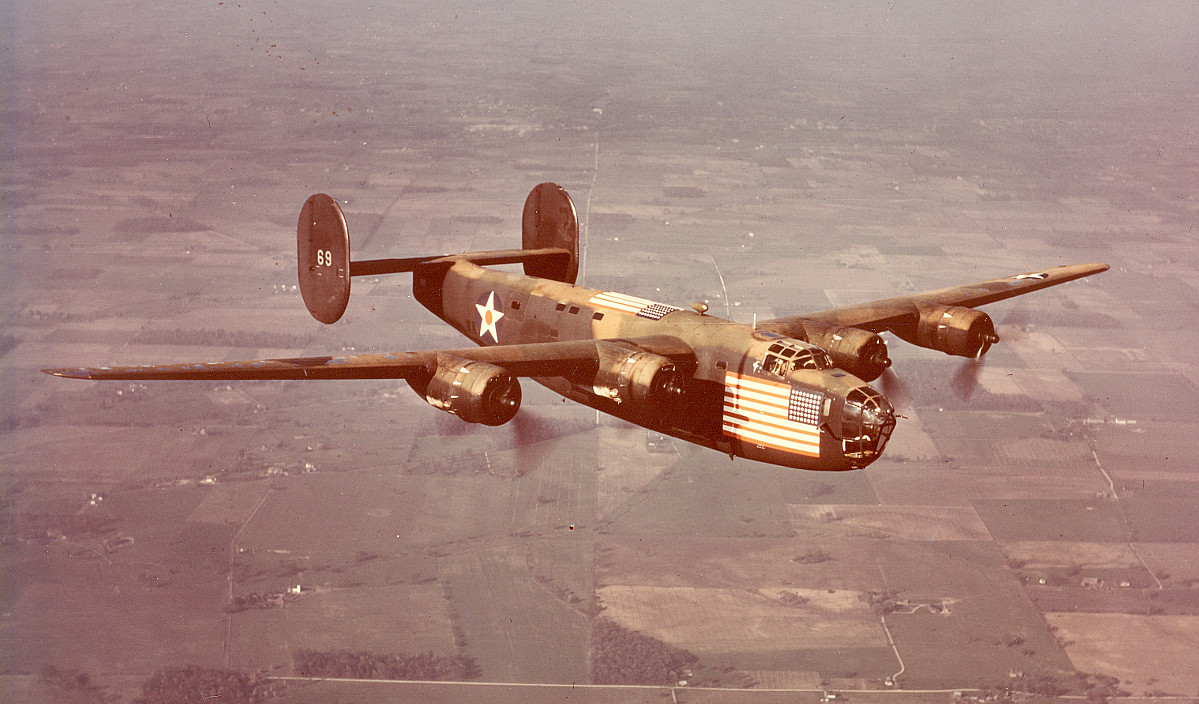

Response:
(4, 0), (1197, 700)
(1046, 613), (1199, 695)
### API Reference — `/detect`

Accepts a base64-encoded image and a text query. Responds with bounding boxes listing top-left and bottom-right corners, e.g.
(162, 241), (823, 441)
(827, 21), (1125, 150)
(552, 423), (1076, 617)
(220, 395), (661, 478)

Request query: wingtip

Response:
(42, 368), (91, 379)
(1057, 262), (1109, 277)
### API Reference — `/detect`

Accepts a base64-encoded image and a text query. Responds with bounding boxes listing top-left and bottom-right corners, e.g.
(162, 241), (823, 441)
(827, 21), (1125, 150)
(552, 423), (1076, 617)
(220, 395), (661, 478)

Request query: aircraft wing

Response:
(759, 262), (1109, 334)
(42, 335), (694, 382)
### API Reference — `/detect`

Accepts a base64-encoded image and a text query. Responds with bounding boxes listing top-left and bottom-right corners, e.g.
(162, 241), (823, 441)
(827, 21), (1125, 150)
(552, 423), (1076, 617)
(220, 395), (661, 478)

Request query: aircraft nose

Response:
(840, 385), (896, 467)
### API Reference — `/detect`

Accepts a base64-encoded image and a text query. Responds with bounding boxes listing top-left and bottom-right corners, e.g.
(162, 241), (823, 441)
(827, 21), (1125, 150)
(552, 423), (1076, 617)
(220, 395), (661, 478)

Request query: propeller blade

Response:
(505, 411), (556, 477)
(877, 367), (911, 410)
(952, 356), (984, 400)
(510, 411), (543, 447)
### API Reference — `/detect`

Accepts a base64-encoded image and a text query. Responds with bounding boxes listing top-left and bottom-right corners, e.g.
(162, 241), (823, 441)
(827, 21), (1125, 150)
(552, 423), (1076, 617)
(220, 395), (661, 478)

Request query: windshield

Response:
(761, 340), (833, 377)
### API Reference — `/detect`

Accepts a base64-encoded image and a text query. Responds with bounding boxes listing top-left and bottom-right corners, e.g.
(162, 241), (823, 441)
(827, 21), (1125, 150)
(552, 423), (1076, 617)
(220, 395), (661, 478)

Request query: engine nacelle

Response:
(592, 349), (687, 409)
(786, 321), (891, 382)
(422, 357), (521, 426)
(908, 304), (999, 358)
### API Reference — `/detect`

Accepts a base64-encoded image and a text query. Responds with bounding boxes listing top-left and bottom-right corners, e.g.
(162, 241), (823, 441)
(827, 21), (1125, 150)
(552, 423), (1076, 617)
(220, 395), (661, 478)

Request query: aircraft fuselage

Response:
(414, 260), (895, 471)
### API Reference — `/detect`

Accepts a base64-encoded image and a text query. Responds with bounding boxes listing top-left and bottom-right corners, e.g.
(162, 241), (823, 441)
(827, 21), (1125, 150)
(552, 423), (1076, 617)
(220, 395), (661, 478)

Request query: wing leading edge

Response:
(760, 262), (1109, 334)
(42, 336), (694, 382)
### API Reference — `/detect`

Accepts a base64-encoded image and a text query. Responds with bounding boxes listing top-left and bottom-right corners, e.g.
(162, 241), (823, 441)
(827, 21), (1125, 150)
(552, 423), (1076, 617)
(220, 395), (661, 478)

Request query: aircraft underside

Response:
(534, 374), (869, 472)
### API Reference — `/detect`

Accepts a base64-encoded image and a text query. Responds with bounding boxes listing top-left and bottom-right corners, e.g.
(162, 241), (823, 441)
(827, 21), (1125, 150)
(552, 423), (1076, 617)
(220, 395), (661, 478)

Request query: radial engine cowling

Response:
(788, 321), (891, 382)
(910, 304), (999, 358)
(423, 357), (521, 426)
(592, 348), (687, 409)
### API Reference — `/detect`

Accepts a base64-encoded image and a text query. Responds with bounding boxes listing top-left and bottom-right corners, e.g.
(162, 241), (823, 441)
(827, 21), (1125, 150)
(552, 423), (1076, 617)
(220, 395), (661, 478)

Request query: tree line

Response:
(293, 648), (480, 681)
(133, 666), (268, 704)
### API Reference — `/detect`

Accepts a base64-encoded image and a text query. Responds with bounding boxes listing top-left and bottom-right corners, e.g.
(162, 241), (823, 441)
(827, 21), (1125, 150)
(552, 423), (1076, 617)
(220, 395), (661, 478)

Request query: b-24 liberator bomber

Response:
(46, 183), (1108, 471)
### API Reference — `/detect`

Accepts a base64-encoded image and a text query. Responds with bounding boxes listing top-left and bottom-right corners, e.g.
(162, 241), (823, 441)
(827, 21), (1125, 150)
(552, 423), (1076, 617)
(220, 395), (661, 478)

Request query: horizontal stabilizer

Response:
(298, 184), (580, 324)
(349, 247), (572, 277)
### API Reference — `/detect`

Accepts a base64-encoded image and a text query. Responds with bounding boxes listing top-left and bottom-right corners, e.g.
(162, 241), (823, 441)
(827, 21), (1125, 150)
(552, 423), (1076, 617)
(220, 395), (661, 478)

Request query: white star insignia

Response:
(476, 291), (504, 343)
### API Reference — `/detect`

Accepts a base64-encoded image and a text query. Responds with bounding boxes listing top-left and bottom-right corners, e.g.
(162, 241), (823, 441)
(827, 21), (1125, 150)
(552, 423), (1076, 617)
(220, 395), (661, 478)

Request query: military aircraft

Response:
(45, 183), (1108, 471)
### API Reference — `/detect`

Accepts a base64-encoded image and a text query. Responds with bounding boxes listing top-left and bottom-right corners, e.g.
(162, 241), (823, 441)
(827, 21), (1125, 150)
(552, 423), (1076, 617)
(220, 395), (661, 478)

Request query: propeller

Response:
(877, 367), (911, 411)
(509, 410), (545, 446)
(951, 353), (985, 400)
(502, 411), (547, 476)
(950, 317), (1001, 400)
(504, 408), (595, 476)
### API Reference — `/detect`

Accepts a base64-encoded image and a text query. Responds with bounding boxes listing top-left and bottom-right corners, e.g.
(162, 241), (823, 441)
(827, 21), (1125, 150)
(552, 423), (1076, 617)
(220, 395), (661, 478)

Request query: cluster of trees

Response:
(15, 512), (117, 541)
(39, 664), (97, 692)
(791, 549), (833, 564)
(862, 589), (901, 614)
(1005, 670), (1128, 699)
(132, 327), (312, 349)
(134, 666), (267, 704)
(778, 591), (811, 608)
(224, 591), (284, 613)
(590, 619), (698, 686)
(293, 648), (479, 681)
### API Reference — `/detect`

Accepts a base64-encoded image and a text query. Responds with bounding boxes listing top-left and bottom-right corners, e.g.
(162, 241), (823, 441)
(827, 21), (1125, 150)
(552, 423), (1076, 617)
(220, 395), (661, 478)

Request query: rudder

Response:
(522, 182), (579, 284)
(297, 193), (352, 324)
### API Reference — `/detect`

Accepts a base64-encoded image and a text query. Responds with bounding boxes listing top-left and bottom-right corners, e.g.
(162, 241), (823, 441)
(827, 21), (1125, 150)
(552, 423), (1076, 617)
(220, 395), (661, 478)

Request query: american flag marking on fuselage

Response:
(722, 372), (822, 457)
(588, 291), (680, 320)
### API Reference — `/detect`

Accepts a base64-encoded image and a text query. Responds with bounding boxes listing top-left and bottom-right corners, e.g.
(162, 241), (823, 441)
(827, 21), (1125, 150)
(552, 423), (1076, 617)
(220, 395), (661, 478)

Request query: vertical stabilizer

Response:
(297, 194), (352, 324)
(522, 182), (579, 284)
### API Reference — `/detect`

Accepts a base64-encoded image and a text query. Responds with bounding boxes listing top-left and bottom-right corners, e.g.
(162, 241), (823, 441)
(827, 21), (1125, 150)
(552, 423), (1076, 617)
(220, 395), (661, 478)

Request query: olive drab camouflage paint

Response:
(46, 183), (1108, 472)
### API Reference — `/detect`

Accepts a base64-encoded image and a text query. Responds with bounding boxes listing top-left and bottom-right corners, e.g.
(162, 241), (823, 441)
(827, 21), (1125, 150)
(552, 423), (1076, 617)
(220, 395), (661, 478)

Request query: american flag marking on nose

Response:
(722, 372), (822, 457)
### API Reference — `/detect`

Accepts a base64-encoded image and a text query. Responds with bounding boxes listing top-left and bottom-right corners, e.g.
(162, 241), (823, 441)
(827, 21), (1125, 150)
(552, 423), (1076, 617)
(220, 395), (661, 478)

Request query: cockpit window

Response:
(762, 340), (832, 377)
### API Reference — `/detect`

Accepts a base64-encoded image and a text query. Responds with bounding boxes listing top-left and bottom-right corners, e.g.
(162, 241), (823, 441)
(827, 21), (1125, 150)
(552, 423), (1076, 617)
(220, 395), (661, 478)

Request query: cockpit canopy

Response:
(761, 339), (833, 378)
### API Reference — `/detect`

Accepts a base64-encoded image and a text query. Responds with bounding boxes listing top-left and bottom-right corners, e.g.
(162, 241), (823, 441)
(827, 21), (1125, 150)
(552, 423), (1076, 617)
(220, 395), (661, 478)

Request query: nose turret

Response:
(838, 385), (896, 467)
